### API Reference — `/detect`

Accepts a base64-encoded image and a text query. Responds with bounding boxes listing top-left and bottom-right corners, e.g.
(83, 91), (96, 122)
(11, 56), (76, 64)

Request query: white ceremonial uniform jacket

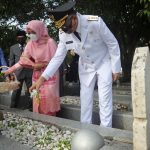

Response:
(42, 13), (121, 86)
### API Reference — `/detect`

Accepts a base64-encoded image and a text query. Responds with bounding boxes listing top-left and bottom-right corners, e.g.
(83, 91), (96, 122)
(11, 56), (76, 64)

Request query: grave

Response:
(0, 106), (133, 150)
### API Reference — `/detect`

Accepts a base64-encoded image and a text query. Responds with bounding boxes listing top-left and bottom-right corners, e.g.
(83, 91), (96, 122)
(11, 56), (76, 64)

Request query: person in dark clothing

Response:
(0, 47), (7, 68)
(9, 30), (33, 109)
(65, 51), (79, 84)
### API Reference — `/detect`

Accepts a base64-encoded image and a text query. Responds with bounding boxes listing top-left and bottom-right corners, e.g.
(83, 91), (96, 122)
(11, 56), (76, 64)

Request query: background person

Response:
(0, 47), (9, 82)
(30, 1), (121, 127)
(0, 47), (7, 69)
(9, 30), (33, 109)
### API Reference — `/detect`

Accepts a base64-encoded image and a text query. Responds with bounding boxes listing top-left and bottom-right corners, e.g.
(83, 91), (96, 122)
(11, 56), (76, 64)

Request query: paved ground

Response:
(0, 134), (31, 150)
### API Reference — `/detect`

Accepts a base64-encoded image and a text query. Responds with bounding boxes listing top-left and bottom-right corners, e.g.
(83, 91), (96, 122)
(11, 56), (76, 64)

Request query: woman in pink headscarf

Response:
(4, 20), (60, 116)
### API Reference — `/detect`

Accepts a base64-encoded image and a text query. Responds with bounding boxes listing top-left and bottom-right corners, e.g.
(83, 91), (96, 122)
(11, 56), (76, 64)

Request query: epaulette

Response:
(87, 16), (99, 21)
(59, 28), (64, 34)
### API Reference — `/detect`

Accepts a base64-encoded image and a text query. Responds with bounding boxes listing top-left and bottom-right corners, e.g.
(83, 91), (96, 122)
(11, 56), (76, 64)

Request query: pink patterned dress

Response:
(27, 38), (60, 115)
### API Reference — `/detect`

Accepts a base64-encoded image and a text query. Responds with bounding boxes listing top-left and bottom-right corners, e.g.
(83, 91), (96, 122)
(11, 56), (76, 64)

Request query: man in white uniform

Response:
(30, 1), (121, 127)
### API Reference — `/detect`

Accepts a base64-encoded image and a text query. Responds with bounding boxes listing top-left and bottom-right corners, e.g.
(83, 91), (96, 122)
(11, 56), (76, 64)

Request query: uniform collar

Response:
(19, 44), (21, 48)
(76, 13), (81, 34)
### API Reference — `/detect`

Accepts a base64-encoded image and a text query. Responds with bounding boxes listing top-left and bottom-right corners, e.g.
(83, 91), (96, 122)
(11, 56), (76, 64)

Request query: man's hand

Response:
(112, 73), (120, 81)
(29, 76), (46, 92)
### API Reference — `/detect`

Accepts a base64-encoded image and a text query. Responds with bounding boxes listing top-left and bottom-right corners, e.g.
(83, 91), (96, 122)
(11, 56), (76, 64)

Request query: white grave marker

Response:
(132, 46), (150, 150)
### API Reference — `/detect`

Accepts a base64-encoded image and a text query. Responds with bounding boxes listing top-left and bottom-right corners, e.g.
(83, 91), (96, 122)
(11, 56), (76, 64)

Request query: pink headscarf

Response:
(26, 20), (50, 44)
(22, 20), (57, 63)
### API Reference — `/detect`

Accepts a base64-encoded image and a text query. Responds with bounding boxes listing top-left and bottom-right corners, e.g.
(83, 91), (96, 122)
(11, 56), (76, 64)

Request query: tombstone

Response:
(131, 46), (150, 150)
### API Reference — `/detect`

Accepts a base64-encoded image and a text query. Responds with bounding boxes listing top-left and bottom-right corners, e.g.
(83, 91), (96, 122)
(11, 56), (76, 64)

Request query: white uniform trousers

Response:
(80, 74), (113, 127)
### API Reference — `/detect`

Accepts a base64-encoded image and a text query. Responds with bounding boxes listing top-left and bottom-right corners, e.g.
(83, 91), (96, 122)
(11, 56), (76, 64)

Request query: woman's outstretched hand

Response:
(3, 70), (11, 76)
(2, 70), (15, 82)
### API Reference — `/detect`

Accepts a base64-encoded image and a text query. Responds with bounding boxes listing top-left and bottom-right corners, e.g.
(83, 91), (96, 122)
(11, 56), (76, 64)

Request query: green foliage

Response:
(136, 0), (150, 19)
(47, 24), (59, 42)
(0, 72), (5, 82)
(0, 0), (56, 58)
(0, 0), (46, 24)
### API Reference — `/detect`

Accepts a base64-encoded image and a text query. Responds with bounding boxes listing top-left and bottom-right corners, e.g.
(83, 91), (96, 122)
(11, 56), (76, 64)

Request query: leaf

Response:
(0, 72), (5, 82)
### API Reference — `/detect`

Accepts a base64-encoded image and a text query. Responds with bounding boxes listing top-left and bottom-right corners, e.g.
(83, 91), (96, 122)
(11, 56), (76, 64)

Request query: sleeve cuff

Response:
(41, 72), (50, 80)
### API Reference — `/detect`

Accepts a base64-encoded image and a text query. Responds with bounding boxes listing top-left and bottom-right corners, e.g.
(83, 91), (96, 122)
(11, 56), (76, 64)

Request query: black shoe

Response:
(27, 100), (33, 111)
(28, 107), (32, 112)
(29, 108), (32, 112)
